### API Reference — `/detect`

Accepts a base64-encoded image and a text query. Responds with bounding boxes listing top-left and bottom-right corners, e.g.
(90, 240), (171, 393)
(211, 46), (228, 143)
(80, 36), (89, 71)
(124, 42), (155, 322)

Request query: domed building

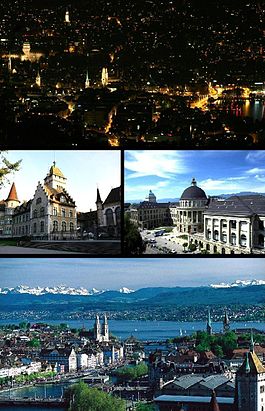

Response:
(170, 178), (208, 234)
(145, 190), (157, 203)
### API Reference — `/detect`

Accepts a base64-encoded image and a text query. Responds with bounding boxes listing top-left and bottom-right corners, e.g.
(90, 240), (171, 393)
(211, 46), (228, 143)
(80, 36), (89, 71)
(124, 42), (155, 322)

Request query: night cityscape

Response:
(0, 0), (264, 148)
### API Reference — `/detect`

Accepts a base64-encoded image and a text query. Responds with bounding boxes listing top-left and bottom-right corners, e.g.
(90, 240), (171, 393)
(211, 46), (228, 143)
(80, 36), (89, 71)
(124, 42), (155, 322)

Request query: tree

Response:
(136, 404), (156, 411)
(66, 382), (125, 411)
(124, 214), (146, 255)
(0, 152), (21, 187)
(28, 338), (41, 348)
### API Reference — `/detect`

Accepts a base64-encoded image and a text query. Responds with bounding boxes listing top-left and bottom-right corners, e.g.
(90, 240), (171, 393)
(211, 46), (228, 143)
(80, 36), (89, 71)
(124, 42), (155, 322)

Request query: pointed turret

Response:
(250, 329), (254, 353)
(96, 188), (102, 204)
(6, 183), (19, 203)
(210, 390), (220, 411)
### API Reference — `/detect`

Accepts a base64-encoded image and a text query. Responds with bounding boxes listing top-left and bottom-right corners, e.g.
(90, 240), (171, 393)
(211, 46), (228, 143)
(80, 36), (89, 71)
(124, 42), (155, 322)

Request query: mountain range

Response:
(126, 192), (265, 204)
(0, 282), (264, 313)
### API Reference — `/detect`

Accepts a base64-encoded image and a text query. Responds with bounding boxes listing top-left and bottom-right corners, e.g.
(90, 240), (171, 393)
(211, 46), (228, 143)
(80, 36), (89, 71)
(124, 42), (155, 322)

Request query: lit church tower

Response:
(8, 55), (12, 73)
(101, 67), (109, 87)
(36, 70), (41, 87)
(65, 8), (70, 23)
(85, 71), (90, 89)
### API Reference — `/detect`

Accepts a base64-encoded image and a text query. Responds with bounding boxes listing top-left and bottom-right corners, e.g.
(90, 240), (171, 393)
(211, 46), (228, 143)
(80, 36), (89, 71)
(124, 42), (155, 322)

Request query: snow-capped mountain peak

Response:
(210, 279), (265, 289)
(0, 285), (135, 296)
(119, 287), (135, 294)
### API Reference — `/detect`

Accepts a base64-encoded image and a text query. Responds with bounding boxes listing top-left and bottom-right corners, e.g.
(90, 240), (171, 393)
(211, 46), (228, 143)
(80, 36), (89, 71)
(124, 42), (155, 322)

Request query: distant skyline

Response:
(1, 151), (120, 211)
(125, 150), (265, 201)
(0, 258), (264, 290)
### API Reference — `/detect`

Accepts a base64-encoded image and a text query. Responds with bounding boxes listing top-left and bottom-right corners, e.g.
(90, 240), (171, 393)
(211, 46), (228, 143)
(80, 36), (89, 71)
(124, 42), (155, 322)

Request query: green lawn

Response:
(0, 239), (18, 246)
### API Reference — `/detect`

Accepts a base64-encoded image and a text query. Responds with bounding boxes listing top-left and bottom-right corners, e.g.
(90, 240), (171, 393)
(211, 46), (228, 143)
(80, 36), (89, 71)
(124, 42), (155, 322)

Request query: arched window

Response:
(40, 221), (44, 232)
(106, 209), (114, 226)
(222, 232), (227, 243)
(36, 197), (42, 204)
(70, 222), (74, 232)
(62, 221), (67, 232)
(240, 234), (247, 247)
(115, 207), (121, 225)
(69, 210), (73, 218)
(61, 208), (66, 217)
(33, 209), (38, 218)
(207, 229), (211, 240)
(53, 221), (58, 232)
(53, 208), (57, 216)
(33, 223), (37, 233)
(258, 234), (264, 247)
(40, 207), (45, 217)
(231, 233), (236, 245)
(214, 230), (219, 241)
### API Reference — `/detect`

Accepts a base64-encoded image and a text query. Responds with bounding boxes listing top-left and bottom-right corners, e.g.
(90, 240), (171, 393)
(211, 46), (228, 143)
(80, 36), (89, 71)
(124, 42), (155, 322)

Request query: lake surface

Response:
(0, 319), (263, 341)
(216, 100), (265, 121)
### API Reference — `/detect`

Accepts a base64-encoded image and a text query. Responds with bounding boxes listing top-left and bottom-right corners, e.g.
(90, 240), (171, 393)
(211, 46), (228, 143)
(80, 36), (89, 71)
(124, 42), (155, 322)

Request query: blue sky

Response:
(1, 151), (120, 211)
(125, 150), (265, 201)
(0, 258), (264, 290)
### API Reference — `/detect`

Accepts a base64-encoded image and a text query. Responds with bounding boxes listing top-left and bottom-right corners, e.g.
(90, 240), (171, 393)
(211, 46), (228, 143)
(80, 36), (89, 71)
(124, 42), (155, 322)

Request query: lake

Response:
(0, 319), (263, 341)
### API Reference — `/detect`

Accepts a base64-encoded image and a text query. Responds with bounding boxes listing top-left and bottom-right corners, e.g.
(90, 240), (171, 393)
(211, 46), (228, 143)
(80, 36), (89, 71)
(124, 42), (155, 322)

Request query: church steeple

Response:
(206, 308), (212, 335)
(223, 310), (230, 333)
(85, 71), (90, 89)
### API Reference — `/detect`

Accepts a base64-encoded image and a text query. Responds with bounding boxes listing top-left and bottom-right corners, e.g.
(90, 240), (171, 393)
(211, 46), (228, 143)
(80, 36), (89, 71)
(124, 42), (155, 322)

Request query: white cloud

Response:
(125, 151), (189, 179)
(246, 151), (265, 163)
(200, 178), (243, 192)
(246, 168), (265, 175)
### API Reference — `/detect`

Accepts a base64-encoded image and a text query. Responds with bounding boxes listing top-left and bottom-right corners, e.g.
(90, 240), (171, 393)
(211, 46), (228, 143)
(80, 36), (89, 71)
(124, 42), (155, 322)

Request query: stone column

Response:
(219, 219), (222, 241)
(236, 220), (240, 247)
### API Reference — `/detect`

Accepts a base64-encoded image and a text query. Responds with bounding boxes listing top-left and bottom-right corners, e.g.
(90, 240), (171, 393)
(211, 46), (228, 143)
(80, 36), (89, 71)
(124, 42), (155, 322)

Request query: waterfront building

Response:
(40, 347), (77, 373)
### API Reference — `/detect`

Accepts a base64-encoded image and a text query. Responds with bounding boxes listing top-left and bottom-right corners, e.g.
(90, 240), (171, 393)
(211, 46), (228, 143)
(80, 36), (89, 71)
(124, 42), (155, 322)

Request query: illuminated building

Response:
(101, 67), (109, 87)
(65, 8), (70, 23)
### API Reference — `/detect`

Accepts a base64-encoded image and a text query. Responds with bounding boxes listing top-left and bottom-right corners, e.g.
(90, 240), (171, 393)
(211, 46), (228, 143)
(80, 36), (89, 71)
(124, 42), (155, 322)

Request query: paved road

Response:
(0, 246), (81, 254)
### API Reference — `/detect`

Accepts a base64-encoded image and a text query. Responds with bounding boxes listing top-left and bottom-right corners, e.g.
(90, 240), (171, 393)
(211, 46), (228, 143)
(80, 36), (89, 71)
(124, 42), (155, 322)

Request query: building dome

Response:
(145, 190), (157, 203)
(180, 178), (207, 200)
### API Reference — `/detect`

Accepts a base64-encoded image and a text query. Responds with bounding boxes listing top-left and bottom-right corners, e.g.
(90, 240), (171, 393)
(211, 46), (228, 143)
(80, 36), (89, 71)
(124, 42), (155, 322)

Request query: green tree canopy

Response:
(124, 214), (146, 255)
(0, 152), (21, 188)
(66, 382), (125, 411)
